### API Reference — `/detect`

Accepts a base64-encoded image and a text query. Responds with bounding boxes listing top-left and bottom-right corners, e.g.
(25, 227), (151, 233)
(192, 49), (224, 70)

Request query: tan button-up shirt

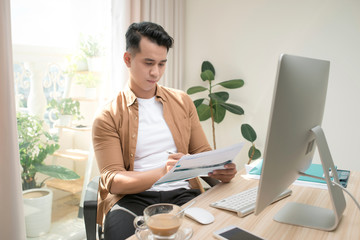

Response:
(92, 85), (212, 224)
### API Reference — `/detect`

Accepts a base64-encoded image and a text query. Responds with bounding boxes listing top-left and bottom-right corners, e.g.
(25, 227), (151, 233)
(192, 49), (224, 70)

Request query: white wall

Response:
(184, 0), (360, 171)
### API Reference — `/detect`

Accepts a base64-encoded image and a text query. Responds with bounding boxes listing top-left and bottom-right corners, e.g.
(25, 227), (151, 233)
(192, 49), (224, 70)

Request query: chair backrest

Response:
(83, 176), (100, 240)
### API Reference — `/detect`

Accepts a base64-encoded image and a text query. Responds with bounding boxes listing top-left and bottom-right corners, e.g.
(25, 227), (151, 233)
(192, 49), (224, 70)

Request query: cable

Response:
(299, 171), (360, 211)
(331, 181), (360, 211)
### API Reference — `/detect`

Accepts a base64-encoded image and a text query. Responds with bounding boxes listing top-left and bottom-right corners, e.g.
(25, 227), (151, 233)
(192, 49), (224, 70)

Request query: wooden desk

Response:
(128, 170), (360, 239)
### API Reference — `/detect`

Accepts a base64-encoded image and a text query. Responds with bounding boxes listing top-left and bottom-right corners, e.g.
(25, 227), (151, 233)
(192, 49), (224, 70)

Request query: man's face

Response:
(124, 37), (168, 99)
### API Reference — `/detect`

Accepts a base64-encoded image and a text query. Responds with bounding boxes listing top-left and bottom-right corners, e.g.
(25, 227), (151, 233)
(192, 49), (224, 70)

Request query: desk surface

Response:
(127, 169), (360, 240)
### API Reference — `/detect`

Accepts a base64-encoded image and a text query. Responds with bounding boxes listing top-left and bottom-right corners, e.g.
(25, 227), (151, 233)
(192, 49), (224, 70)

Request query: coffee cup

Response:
(134, 203), (184, 239)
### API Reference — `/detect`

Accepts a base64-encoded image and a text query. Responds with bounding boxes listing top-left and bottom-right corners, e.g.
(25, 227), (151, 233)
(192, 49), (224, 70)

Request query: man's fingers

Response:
(211, 168), (237, 175)
(224, 163), (236, 169)
(168, 152), (184, 160)
(208, 163), (238, 183)
(165, 159), (179, 172)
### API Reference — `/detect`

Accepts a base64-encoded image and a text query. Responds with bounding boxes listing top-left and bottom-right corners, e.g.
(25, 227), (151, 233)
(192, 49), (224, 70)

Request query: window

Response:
(11, 0), (110, 237)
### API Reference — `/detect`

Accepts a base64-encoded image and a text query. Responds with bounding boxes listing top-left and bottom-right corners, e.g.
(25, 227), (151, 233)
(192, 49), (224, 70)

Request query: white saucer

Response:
(135, 226), (193, 240)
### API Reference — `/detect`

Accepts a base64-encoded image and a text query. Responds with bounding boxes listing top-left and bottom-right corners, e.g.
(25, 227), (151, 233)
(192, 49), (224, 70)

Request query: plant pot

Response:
(58, 114), (72, 127)
(85, 87), (97, 99)
(23, 188), (53, 237)
(87, 57), (104, 72)
(76, 58), (88, 71)
(48, 110), (73, 127)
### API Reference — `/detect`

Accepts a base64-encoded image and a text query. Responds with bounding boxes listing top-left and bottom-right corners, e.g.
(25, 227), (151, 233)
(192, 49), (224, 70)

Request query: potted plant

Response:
(64, 54), (88, 74)
(187, 61), (261, 163)
(17, 111), (80, 237)
(74, 72), (101, 98)
(79, 34), (104, 72)
(48, 98), (83, 127)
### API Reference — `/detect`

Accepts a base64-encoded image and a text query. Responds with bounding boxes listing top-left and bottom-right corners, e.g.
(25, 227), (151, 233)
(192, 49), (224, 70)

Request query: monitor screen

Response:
(254, 54), (345, 231)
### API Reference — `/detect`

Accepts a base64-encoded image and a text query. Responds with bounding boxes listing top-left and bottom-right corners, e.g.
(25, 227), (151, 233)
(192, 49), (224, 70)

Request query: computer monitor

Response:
(254, 54), (346, 231)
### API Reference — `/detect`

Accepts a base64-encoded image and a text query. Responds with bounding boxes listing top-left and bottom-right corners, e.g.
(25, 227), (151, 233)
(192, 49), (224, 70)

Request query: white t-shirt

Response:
(134, 96), (190, 191)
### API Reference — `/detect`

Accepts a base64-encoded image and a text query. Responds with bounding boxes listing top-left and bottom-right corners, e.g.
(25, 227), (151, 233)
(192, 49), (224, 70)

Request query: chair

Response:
(83, 176), (102, 240)
(83, 176), (219, 239)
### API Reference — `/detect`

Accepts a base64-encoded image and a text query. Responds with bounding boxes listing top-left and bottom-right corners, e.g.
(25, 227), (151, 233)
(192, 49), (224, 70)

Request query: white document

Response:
(154, 142), (245, 185)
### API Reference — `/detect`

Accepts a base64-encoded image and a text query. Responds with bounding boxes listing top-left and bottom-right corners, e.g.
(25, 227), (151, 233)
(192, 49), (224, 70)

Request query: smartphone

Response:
(213, 225), (264, 240)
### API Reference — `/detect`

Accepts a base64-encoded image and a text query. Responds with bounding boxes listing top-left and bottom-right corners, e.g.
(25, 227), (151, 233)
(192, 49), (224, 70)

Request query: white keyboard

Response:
(210, 187), (292, 217)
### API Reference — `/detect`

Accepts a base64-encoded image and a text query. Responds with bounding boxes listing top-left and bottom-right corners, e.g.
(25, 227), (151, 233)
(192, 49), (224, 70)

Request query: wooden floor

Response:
(52, 192), (81, 222)
(27, 192), (86, 240)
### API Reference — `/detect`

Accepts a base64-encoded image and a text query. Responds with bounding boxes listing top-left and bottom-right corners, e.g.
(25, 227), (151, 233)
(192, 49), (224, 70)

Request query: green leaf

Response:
(220, 103), (244, 115)
(213, 104), (226, 123)
(201, 61), (215, 75)
(248, 146), (261, 160)
(36, 164), (80, 180)
(209, 92), (229, 103)
(200, 70), (215, 81)
(218, 79), (244, 89)
(187, 86), (208, 95)
(196, 104), (211, 121)
(47, 98), (83, 120)
(193, 99), (205, 108)
(241, 124), (257, 142)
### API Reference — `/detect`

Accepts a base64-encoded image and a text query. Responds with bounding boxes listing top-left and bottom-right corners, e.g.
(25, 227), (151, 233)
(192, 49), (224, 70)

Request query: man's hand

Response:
(164, 152), (184, 173)
(208, 163), (237, 183)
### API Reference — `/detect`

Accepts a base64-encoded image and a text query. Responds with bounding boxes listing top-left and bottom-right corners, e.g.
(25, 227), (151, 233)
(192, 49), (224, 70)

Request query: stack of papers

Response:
(154, 143), (244, 186)
(245, 159), (330, 189)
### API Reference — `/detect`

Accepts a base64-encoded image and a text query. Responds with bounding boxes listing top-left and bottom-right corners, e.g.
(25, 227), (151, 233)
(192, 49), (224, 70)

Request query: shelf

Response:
(46, 177), (84, 194)
(54, 125), (91, 131)
(53, 149), (89, 161)
(71, 97), (98, 102)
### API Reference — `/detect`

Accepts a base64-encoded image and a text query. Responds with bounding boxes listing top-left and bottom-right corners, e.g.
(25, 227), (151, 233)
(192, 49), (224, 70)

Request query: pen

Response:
(166, 150), (176, 154)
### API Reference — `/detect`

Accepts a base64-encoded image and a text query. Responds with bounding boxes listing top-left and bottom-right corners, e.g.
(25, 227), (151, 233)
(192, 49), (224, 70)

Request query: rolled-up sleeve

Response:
(92, 108), (125, 194)
(92, 104), (128, 224)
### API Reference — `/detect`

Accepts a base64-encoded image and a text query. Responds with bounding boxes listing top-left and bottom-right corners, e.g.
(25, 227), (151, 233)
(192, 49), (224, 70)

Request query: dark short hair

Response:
(125, 22), (174, 54)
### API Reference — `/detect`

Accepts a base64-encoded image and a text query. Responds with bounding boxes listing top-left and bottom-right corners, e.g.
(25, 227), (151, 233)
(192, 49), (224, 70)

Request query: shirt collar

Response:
(124, 84), (167, 107)
(155, 85), (167, 102)
(124, 85), (137, 107)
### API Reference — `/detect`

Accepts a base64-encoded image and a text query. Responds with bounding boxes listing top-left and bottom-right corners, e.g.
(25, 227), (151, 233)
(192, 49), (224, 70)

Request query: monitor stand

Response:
(273, 125), (346, 231)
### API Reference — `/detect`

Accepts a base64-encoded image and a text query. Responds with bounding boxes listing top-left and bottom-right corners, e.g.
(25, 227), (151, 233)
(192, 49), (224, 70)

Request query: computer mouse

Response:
(184, 207), (215, 224)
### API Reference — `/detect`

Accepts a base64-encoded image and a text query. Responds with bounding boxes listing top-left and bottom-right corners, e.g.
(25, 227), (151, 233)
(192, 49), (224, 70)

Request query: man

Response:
(92, 21), (237, 239)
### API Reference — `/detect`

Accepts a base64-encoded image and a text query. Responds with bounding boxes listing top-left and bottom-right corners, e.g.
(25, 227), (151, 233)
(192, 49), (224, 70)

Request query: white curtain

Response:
(0, 0), (26, 239)
(110, 0), (185, 96)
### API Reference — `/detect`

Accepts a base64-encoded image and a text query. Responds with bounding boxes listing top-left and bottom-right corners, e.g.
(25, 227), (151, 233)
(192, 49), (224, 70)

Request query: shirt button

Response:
(132, 134), (136, 138)
(130, 153), (134, 157)
(135, 116), (138, 120)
